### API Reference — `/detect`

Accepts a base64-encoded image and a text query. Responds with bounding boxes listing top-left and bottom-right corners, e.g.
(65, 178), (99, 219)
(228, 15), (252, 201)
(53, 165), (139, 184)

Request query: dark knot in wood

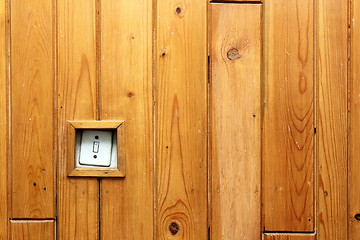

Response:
(227, 48), (241, 60)
(169, 222), (179, 235)
(176, 7), (182, 14)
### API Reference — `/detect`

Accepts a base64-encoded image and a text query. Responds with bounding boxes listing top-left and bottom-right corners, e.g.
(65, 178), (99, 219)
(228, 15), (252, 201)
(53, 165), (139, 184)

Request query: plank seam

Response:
(10, 218), (56, 221)
(347, 0), (352, 239)
(263, 232), (316, 235)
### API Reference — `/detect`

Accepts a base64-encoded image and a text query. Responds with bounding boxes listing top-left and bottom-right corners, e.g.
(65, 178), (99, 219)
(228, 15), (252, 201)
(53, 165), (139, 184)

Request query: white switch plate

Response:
(78, 130), (113, 167)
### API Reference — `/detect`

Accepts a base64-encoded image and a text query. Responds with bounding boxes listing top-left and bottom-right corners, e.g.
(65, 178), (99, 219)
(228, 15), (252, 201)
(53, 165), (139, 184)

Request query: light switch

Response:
(78, 130), (113, 167)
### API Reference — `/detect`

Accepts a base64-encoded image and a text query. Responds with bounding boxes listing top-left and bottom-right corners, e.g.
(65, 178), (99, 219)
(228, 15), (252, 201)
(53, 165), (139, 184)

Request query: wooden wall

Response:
(0, 0), (358, 239)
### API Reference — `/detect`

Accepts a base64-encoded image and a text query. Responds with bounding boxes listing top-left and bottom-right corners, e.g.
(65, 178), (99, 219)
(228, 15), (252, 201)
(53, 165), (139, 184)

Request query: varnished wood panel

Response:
(0, 0), (7, 238)
(57, 0), (99, 239)
(156, 0), (207, 239)
(317, 0), (348, 239)
(263, 233), (315, 240)
(99, 0), (153, 239)
(11, 220), (54, 240)
(10, 0), (55, 218)
(351, 1), (360, 238)
(210, 4), (261, 240)
(263, 0), (314, 231)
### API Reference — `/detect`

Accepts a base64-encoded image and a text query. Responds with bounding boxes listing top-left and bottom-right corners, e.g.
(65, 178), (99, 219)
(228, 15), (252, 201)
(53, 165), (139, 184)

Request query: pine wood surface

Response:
(156, 0), (208, 239)
(57, 0), (99, 239)
(10, 0), (55, 219)
(350, 0), (360, 238)
(210, 3), (262, 240)
(0, 0), (7, 238)
(263, 0), (315, 232)
(317, 0), (348, 239)
(10, 220), (54, 240)
(99, 0), (154, 239)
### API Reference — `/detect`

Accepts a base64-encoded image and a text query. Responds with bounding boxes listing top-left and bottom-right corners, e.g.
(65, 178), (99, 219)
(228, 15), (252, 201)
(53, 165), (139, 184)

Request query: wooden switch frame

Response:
(67, 121), (125, 177)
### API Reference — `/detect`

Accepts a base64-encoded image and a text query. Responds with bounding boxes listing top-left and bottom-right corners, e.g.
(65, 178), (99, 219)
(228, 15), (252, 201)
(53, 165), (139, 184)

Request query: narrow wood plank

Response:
(10, 0), (55, 218)
(156, 0), (207, 238)
(11, 220), (54, 240)
(0, 0), (7, 238)
(57, 0), (99, 239)
(210, 4), (261, 240)
(100, 0), (153, 239)
(264, 0), (314, 231)
(317, 0), (348, 239)
(263, 233), (315, 240)
(351, 0), (360, 238)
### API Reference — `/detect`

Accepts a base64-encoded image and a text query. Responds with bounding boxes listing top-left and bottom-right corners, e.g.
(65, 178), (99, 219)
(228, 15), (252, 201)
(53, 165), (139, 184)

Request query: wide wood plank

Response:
(210, 4), (261, 240)
(10, 0), (55, 218)
(263, 233), (315, 240)
(0, 0), (7, 238)
(11, 220), (54, 240)
(263, 0), (314, 231)
(156, 0), (207, 238)
(317, 0), (348, 239)
(57, 0), (99, 239)
(351, 1), (360, 238)
(99, 0), (154, 239)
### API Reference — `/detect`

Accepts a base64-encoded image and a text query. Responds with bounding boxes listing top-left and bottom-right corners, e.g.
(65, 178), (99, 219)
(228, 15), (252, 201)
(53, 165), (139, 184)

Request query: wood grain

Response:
(317, 0), (348, 239)
(156, 0), (207, 239)
(263, 0), (314, 231)
(351, 0), (360, 238)
(263, 233), (315, 240)
(0, 0), (7, 238)
(99, 0), (154, 239)
(10, 0), (55, 218)
(57, 0), (99, 239)
(68, 121), (123, 129)
(210, 3), (261, 240)
(11, 220), (54, 240)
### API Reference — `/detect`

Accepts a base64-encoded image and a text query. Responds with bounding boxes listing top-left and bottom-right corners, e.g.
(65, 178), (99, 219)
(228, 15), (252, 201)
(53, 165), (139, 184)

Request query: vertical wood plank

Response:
(57, 0), (99, 239)
(10, 0), (55, 218)
(100, 0), (153, 239)
(263, 234), (315, 240)
(156, 0), (207, 239)
(350, 0), (360, 238)
(11, 220), (54, 240)
(0, 0), (7, 238)
(210, 3), (262, 240)
(317, 0), (348, 239)
(263, 0), (315, 231)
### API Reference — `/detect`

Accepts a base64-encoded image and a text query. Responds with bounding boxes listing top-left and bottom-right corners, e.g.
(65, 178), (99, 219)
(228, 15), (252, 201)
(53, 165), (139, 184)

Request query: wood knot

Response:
(160, 48), (166, 57)
(227, 48), (241, 60)
(127, 92), (135, 98)
(355, 214), (360, 221)
(175, 5), (185, 17)
(169, 222), (179, 235)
